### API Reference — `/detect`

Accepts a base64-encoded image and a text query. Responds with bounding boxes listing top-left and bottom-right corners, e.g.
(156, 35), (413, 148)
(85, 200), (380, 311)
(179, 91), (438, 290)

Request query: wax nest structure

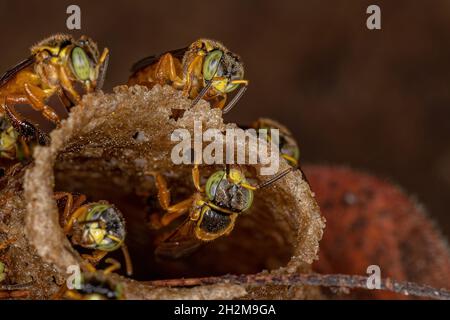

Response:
(0, 85), (325, 299)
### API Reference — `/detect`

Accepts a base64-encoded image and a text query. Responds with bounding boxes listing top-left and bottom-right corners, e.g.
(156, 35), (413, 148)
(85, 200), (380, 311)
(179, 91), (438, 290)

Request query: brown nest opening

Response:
(22, 85), (324, 299)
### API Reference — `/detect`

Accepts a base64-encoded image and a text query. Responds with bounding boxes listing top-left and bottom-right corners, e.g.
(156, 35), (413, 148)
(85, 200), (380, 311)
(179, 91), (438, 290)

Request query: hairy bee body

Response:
(252, 118), (300, 167)
(129, 39), (247, 111)
(0, 34), (109, 145)
(55, 193), (133, 276)
(69, 202), (126, 252)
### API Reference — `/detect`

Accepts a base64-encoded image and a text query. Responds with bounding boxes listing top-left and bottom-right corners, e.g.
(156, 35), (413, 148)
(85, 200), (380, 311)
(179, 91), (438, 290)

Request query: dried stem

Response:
(145, 273), (450, 300)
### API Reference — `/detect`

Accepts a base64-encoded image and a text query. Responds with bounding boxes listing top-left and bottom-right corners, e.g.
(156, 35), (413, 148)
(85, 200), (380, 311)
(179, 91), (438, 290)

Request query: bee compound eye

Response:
(205, 171), (226, 200)
(203, 50), (223, 81)
(71, 47), (92, 81)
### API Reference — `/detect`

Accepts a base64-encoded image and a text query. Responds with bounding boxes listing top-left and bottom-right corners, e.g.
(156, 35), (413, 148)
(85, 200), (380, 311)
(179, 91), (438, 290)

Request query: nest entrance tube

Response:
(23, 85), (324, 299)
(53, 171), (295, 280)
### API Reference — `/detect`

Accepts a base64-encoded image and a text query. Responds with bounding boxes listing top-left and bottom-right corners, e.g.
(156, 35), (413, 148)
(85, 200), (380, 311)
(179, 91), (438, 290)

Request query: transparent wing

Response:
(0, 56), (35, 88)
(154, 218), (203, 259)
(130, 47), (187, 73)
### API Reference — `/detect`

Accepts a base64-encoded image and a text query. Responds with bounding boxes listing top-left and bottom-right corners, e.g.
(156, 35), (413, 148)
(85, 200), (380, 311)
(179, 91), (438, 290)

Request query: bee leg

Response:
(4, 95), (50, 145)
(184, 55), (203, 97)
(149, 198), (192, 229)
(222, 80), (249, 114)
(192, 164), (204, 192)
(81, 250), (108, 267)
(23, 83), (61, 125)
(18, 137), (31, 159)
(154, 53), (184, 86)
(146, 172), (193, 228)
(54, 192), (87, 227)
(147, 172), (171, 210)
(54, 192), (74, 226)
(120, 243), (133, 276)
(103, 258), (121, 274)
(207, 94), (227, 110)
(63, 206), (88, 234)
(58, 67), (82, 104)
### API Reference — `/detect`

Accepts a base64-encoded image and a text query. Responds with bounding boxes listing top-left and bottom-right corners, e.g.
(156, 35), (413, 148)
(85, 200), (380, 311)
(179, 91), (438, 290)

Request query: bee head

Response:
(77, 202), (125, 252)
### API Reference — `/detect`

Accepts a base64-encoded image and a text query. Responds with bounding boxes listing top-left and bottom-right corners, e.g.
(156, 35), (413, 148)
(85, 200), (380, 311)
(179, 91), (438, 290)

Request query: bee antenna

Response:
(191, 55), (224, 108)
(257, 167), (294, 189)
(191, 80), (213, 107)
(222, 85), (248, 114)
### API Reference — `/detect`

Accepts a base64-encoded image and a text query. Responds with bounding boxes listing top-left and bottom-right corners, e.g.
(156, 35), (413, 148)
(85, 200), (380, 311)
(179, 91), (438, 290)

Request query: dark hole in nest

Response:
(54, 166), (294, 281)
(169, 108), (186, 121)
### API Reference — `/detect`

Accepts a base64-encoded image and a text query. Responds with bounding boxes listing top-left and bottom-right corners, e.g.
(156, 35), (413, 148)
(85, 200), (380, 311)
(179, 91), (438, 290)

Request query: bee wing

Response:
(155, 218), (203, 259)
(130, 47), (187, 73)
(0, 56), (35, 88)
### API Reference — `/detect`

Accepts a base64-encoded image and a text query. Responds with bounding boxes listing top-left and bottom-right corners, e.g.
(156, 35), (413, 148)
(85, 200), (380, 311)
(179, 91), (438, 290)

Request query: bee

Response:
(54, 192), (133, 276)
(251, 118), (300, 167)
(0, 34), (109, 145)
(250, 118), (310, 183)
(129, 39), (248, 114)
(63, 259), (124, 300)
(0, 116), (31, 162)
(0, 239), (30, 299)
(147, 165), (293, 259)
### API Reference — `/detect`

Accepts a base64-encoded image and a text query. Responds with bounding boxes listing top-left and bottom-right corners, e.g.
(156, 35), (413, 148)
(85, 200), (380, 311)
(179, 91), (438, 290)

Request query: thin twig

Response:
(144, 273), (450, 300)
(0, 281), (33, 291)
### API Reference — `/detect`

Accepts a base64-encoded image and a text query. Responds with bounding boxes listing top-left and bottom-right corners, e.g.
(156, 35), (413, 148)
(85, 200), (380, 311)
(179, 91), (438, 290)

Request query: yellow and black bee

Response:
(55, 192), (133, 276)
(148, 165), (292, 259)
(64, 268), (124, 300)
(0, 34), (109, 144)
(129, 39), (248, 113)
(252, 118), (300, 167)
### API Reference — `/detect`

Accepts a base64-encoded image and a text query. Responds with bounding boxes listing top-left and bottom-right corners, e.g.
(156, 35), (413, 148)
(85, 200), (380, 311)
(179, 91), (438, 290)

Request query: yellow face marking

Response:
(228, 169), (244, 184)
(36, 46), (62, 56)
(212, 79), (228, 92)
(88, 225), (106, 245)
(107, 235), (121, 243)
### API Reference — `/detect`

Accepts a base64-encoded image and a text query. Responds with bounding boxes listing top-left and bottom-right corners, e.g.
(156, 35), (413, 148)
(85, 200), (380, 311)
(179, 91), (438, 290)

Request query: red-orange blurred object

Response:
(306, 165), (450, 299)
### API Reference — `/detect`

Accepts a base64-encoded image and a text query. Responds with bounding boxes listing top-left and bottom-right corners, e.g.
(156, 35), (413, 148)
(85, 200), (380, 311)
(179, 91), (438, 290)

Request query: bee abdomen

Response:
(199, 209), (231, 234)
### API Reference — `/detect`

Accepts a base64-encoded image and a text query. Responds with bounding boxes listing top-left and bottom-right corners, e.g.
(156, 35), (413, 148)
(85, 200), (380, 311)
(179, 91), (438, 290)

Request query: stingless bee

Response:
(251, 118), (300, 167)
(249, 118), (310, 183)
(129, 39), (248, 114)
(62, 259), (124, 300)
(0, 116), (31, 162)
(0, 239), (30, 299)
(54, 192), (133, 276)
(147, 165), (293, 259)
(0, 34), (109, 144)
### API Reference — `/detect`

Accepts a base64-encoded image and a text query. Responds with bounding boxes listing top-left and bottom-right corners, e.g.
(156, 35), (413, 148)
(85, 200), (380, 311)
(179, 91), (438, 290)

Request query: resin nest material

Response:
(7, 85), (325, 299)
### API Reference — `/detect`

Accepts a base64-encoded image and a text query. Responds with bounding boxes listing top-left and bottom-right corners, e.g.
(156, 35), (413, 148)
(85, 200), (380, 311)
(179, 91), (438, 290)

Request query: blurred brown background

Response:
(1, 0), (449, 238)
